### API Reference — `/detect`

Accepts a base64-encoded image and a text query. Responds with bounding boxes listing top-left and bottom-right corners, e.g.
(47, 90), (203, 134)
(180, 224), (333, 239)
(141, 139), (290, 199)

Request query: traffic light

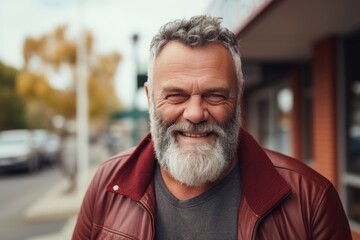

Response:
(137, 73), (147, 89)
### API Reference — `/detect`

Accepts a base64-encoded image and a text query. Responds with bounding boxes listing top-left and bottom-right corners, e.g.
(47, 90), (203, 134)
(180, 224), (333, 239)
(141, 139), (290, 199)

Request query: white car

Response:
(0, 129), (41, 172)
(33, 129), (60, 164)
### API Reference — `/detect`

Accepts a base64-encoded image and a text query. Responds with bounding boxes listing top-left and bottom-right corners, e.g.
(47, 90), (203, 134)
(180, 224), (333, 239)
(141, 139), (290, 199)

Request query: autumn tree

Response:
(16, 26), (122, 130)
(0, 61), (27, 131)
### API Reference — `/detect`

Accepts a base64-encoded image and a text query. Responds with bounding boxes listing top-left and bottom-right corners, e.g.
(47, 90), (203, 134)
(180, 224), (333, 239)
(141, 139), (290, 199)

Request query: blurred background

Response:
(0, 0), (360, 239)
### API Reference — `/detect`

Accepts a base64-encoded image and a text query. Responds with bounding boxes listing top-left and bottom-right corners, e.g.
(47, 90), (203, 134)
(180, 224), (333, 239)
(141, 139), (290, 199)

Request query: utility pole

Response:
(131, 33), (140, 145)
(76, 0), (89, 194)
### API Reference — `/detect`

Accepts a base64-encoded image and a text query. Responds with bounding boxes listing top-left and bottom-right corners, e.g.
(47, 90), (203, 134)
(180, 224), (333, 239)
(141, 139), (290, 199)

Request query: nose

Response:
(183, 96), (208, 124)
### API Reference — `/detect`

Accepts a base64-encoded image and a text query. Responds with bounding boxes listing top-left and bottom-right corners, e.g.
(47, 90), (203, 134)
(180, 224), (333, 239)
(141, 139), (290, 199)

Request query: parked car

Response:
(33, 129), (61, 164)
(0, 129), (41, 172)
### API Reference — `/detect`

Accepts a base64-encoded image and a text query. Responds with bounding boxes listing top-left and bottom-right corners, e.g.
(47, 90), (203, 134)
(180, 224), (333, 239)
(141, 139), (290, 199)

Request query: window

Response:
(248, 85), (293, 155)
(344, 30), (360, 226)
(347, 80), (360, 174)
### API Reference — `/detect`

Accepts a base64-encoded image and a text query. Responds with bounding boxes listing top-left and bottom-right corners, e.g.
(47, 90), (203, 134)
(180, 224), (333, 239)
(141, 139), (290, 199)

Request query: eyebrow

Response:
(161, 86), (186, 92)
(204, 87), (230, 94)
(161, 86), (230, 95)
(160, 87), (187, 97)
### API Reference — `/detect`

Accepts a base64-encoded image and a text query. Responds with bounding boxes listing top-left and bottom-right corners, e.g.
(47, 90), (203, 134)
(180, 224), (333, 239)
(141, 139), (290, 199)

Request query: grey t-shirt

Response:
(154, 162), (241, 240)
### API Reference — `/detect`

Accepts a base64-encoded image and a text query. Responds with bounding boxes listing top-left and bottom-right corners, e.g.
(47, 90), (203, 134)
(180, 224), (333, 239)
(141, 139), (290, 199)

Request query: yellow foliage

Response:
(57, 91), (76, 118)
(34, 75), (51, 99)
(85, 31), (93, 53)
(64, 42), (77, 64)
(88, 75), (120, 118)
(23, 37), (38, 66)
(19, 25), (123, 124)
(16, 72), (36, 97)
(16, 72), (51, 99)
(54, 26), (66, 41)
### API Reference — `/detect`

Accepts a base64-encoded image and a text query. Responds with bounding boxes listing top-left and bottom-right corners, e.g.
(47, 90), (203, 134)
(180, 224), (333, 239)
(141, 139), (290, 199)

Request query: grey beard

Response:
(149, 102), (241, 187)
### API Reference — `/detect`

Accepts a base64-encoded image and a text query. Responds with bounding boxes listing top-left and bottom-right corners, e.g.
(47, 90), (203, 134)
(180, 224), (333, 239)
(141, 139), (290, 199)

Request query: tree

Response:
(16, 26), (122, 190)
(0, 61), (27, 131)
(16, 26), (122, 130)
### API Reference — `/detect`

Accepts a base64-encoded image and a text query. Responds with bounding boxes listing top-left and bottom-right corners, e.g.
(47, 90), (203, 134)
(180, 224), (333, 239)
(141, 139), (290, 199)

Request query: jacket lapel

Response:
(107, 134), (156, 201)
(237, 129), (291, 239)
(239, 128), (291, 216)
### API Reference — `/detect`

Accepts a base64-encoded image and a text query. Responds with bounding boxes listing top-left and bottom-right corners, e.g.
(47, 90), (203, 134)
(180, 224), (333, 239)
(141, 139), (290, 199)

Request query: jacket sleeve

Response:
(72, 169), (102, 240)
(311, 184), (352, 239)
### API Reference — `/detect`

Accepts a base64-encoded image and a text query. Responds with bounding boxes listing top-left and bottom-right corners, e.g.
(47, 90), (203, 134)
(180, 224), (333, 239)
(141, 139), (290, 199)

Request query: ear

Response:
(144, 81), (151, 109)
(240, 79), (245, 99)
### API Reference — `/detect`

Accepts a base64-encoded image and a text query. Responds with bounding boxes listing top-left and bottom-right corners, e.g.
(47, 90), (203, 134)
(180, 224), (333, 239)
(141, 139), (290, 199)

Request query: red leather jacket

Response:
(73, 129), (351, 239)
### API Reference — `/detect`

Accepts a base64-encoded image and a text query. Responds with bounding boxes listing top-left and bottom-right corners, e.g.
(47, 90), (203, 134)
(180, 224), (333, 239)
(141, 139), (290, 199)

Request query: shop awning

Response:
(235, 0), (360, 60)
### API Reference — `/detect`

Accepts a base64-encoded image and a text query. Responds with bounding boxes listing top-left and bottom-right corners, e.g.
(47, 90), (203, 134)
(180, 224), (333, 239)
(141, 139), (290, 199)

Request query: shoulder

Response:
(259, 150), (351, 239)
(264, 149), (332, 191)
(264, 149), (340, 218)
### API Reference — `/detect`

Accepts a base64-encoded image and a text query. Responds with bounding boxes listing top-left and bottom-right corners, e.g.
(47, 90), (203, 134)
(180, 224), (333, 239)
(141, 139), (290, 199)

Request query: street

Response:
(0, 165), (67, 240)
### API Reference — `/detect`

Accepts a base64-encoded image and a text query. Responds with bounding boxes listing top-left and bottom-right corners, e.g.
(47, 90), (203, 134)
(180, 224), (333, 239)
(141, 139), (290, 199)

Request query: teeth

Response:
(182, 132), (208, 138)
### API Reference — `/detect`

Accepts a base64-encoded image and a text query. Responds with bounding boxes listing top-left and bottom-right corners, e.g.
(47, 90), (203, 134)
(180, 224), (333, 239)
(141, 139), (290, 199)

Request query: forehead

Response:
(153, 41), (237, 87)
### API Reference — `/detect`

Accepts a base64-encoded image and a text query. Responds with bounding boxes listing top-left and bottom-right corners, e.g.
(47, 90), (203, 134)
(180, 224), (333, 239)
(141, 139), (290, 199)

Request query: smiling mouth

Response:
(178, 131), (212, 138)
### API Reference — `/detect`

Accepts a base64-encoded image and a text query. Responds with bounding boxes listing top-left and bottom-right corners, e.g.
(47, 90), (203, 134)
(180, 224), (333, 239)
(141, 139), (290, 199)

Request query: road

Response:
(0, 165), (67, 240)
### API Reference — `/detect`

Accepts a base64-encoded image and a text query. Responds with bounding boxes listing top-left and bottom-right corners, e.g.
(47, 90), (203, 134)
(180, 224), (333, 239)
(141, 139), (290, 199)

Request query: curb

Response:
(23, 167), (97, 223)
(27, 216), (77, 240)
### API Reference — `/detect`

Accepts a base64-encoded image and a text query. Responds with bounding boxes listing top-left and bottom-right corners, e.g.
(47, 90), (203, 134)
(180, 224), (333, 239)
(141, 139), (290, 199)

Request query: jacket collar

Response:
(107, 134), (156, 201)
(238, 129), (291, 216)
(107, 128), (291, 217)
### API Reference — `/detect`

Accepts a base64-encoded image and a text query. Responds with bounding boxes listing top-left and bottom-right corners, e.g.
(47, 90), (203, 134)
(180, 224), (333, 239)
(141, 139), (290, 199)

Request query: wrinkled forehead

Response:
(152, 41), (238, 90)
(148, 40), (242, 95)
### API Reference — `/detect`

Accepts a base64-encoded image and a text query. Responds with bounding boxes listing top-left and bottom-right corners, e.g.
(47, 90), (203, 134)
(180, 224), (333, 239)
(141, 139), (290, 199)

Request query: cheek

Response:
(156, 104), (184, 125)
(208, 105), (235, 124)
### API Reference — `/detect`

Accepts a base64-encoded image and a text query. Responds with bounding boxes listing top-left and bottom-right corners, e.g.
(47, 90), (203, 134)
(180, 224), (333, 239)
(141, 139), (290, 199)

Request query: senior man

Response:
(73, 15), (351, 239)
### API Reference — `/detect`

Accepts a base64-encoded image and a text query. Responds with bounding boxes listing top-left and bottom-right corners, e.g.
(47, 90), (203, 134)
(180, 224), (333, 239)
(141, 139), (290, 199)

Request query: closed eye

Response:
(166, 93), (189, 104)
(203, 93), (227, 105)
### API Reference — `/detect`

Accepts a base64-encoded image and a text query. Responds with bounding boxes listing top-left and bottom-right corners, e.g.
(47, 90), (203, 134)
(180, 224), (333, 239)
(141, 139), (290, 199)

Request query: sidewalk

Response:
(27, 217), (77, 240)
(23, 167), (97, 239)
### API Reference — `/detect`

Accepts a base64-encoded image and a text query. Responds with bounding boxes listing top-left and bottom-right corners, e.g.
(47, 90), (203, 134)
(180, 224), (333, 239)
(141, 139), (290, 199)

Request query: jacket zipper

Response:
(251, 191), (291, 240)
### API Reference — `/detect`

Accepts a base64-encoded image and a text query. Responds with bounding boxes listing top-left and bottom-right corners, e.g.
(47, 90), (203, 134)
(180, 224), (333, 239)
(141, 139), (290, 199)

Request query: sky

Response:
(0, 0), (212, 109)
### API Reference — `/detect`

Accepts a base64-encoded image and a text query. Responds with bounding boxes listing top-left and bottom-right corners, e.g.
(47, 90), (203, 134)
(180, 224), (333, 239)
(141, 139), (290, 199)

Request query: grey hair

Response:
(147, 15), (243, 94)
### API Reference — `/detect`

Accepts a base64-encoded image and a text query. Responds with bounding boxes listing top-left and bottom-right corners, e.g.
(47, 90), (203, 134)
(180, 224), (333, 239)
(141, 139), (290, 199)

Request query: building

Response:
(209, 0), (360, 237)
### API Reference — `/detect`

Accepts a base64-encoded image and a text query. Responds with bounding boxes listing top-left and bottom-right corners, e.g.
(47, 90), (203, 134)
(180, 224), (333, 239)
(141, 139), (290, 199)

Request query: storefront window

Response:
(276, 88), (293, 155)
(345, 32), (360, 175)
(348, 81), (360, 174)
(344, 30), (360, 225)
(248, 85), (293, 155)
(257, 98), (270, 148)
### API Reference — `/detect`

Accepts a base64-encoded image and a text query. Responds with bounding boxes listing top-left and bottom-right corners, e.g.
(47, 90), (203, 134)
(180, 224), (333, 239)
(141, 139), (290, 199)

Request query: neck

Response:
(160, 156), (238, 201)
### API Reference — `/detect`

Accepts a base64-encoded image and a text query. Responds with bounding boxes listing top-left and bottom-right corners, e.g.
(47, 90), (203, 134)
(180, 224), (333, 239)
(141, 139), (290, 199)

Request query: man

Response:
(73, 15), (351, 239)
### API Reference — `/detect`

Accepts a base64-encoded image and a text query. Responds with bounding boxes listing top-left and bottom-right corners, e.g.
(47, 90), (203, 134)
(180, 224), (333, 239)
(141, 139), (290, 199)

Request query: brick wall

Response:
(312, 35), (360, 240)
(311, 37), (338, 187)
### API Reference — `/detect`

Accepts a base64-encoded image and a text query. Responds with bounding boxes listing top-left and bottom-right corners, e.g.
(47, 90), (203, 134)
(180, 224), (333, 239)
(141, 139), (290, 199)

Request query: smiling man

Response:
(73, 15), (351, 240)
(148, 41), (240, 191)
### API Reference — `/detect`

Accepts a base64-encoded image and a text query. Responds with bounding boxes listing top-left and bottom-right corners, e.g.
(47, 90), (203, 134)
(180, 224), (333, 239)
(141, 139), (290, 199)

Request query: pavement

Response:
(23, 167), (98, 240)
